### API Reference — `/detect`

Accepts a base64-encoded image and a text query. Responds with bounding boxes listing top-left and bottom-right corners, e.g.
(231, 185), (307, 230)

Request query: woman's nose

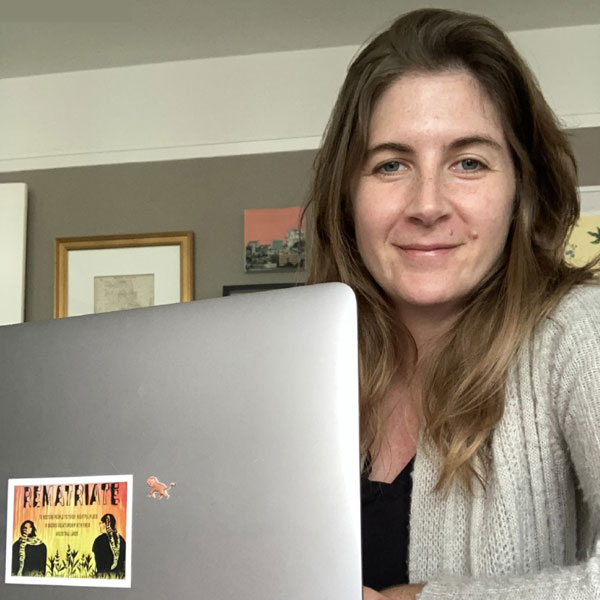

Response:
(404, 172), (451, 227)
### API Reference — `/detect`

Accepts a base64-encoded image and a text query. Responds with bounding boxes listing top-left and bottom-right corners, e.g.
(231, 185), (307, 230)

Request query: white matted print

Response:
(67, 246), (178, 317)
(94, 273), (155, 313)
(0, 183), (27, 326)
(5, 475), (133, 588)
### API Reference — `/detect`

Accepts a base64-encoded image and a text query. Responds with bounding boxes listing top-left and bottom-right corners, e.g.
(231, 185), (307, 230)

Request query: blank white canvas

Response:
(0, 183), (27, 326)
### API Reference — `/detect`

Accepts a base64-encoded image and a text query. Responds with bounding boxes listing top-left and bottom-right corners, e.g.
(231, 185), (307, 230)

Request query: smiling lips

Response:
(397, 243), (460, 258)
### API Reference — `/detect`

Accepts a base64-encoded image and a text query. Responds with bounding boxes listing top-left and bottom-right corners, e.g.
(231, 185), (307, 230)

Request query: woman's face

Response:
(21, 522), (32, 536)
(352, 70), (516, 319)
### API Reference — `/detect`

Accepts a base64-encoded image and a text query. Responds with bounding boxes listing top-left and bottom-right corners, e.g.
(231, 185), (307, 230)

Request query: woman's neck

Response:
(396, 302), (459, 358)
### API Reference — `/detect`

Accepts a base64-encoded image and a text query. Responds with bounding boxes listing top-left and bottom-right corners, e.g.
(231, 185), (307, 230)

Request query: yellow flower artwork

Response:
(565, 215), (600, 267)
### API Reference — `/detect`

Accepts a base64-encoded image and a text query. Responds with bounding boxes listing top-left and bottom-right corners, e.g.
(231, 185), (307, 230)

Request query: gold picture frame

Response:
(54, 231), (194, 318)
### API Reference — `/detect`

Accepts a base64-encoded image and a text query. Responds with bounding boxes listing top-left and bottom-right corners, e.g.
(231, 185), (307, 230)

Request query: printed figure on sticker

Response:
(12, 520), (47, 576)
(92, 513), (126, 577)
(5, 475), (133, 588)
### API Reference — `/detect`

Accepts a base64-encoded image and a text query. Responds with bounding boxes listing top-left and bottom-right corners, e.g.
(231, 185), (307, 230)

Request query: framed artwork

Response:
(0, 183), (27, 326)
(54, 232), (194, 318)
(566, 186), (600, 266)
(244, 207), (305, 272)
(223, 283), (304, 296)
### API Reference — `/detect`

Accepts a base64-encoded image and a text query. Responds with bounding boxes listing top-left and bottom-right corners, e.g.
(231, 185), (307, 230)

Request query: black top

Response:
(361, 456), (414, 591)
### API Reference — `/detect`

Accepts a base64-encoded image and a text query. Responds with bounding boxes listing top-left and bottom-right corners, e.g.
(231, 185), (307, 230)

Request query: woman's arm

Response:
(417, 290), (600, 599)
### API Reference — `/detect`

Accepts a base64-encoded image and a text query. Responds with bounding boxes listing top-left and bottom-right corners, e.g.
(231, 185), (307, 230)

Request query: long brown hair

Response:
(305, 8), (597, 491)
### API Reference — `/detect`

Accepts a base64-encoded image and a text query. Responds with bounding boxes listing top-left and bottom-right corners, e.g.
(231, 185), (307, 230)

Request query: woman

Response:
(92, 513), (126, 578)
(12, 520), (47, 576)
(305, 8), (600, 600)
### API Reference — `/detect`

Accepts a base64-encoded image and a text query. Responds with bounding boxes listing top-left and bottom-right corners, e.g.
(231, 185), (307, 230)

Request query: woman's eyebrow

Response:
(447, 135), (504, 152)
(365, 142), (414, 157)
(365, 136), (504, 158)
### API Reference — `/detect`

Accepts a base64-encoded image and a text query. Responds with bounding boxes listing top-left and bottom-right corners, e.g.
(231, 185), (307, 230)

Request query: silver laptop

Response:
(0, 282), (361, 599)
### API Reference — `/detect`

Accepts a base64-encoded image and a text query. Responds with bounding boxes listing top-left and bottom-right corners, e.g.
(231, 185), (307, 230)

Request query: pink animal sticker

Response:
(146, 477), (176, 500)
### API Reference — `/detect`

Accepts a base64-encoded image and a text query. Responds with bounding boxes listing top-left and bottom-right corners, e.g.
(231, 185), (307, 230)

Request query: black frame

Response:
(222, 283), (304, 296)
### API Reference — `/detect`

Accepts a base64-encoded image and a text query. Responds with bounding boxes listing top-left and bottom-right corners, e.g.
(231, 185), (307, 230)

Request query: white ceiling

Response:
(1, 0), (600, 79)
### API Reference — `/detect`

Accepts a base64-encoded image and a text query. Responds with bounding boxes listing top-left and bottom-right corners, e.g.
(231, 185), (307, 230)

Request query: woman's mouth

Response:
(398, 243), (460, 258)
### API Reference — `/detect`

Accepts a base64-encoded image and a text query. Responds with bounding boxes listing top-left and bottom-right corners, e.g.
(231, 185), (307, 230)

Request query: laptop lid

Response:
(0, 282), (361, 599)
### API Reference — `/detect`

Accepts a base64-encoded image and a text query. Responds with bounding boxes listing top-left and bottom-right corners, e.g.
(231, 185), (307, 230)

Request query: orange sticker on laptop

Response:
(5, 475), (132, 588)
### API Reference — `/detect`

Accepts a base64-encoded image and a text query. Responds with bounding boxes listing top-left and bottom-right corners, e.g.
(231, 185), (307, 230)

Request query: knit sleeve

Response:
(417, 286), (600, 600)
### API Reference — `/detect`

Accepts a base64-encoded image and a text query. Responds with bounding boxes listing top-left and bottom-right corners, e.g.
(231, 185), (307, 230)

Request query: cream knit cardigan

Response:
(411, 284), (600, 599)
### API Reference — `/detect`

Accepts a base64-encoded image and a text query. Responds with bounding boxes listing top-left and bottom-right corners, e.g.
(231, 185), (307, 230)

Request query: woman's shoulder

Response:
(544, 284), (600, 332)
(533, 284), (600, 363)
(518, 285), (600, 424)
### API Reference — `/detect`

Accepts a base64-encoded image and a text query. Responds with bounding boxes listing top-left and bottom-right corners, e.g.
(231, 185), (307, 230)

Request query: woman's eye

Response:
(457, 158), (483, 172)
(378, 161), (404, 174)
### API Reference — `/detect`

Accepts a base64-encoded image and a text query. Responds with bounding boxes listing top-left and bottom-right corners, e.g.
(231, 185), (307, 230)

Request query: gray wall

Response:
(0, 151), (315, 322)
(570, 128), (600, 187)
